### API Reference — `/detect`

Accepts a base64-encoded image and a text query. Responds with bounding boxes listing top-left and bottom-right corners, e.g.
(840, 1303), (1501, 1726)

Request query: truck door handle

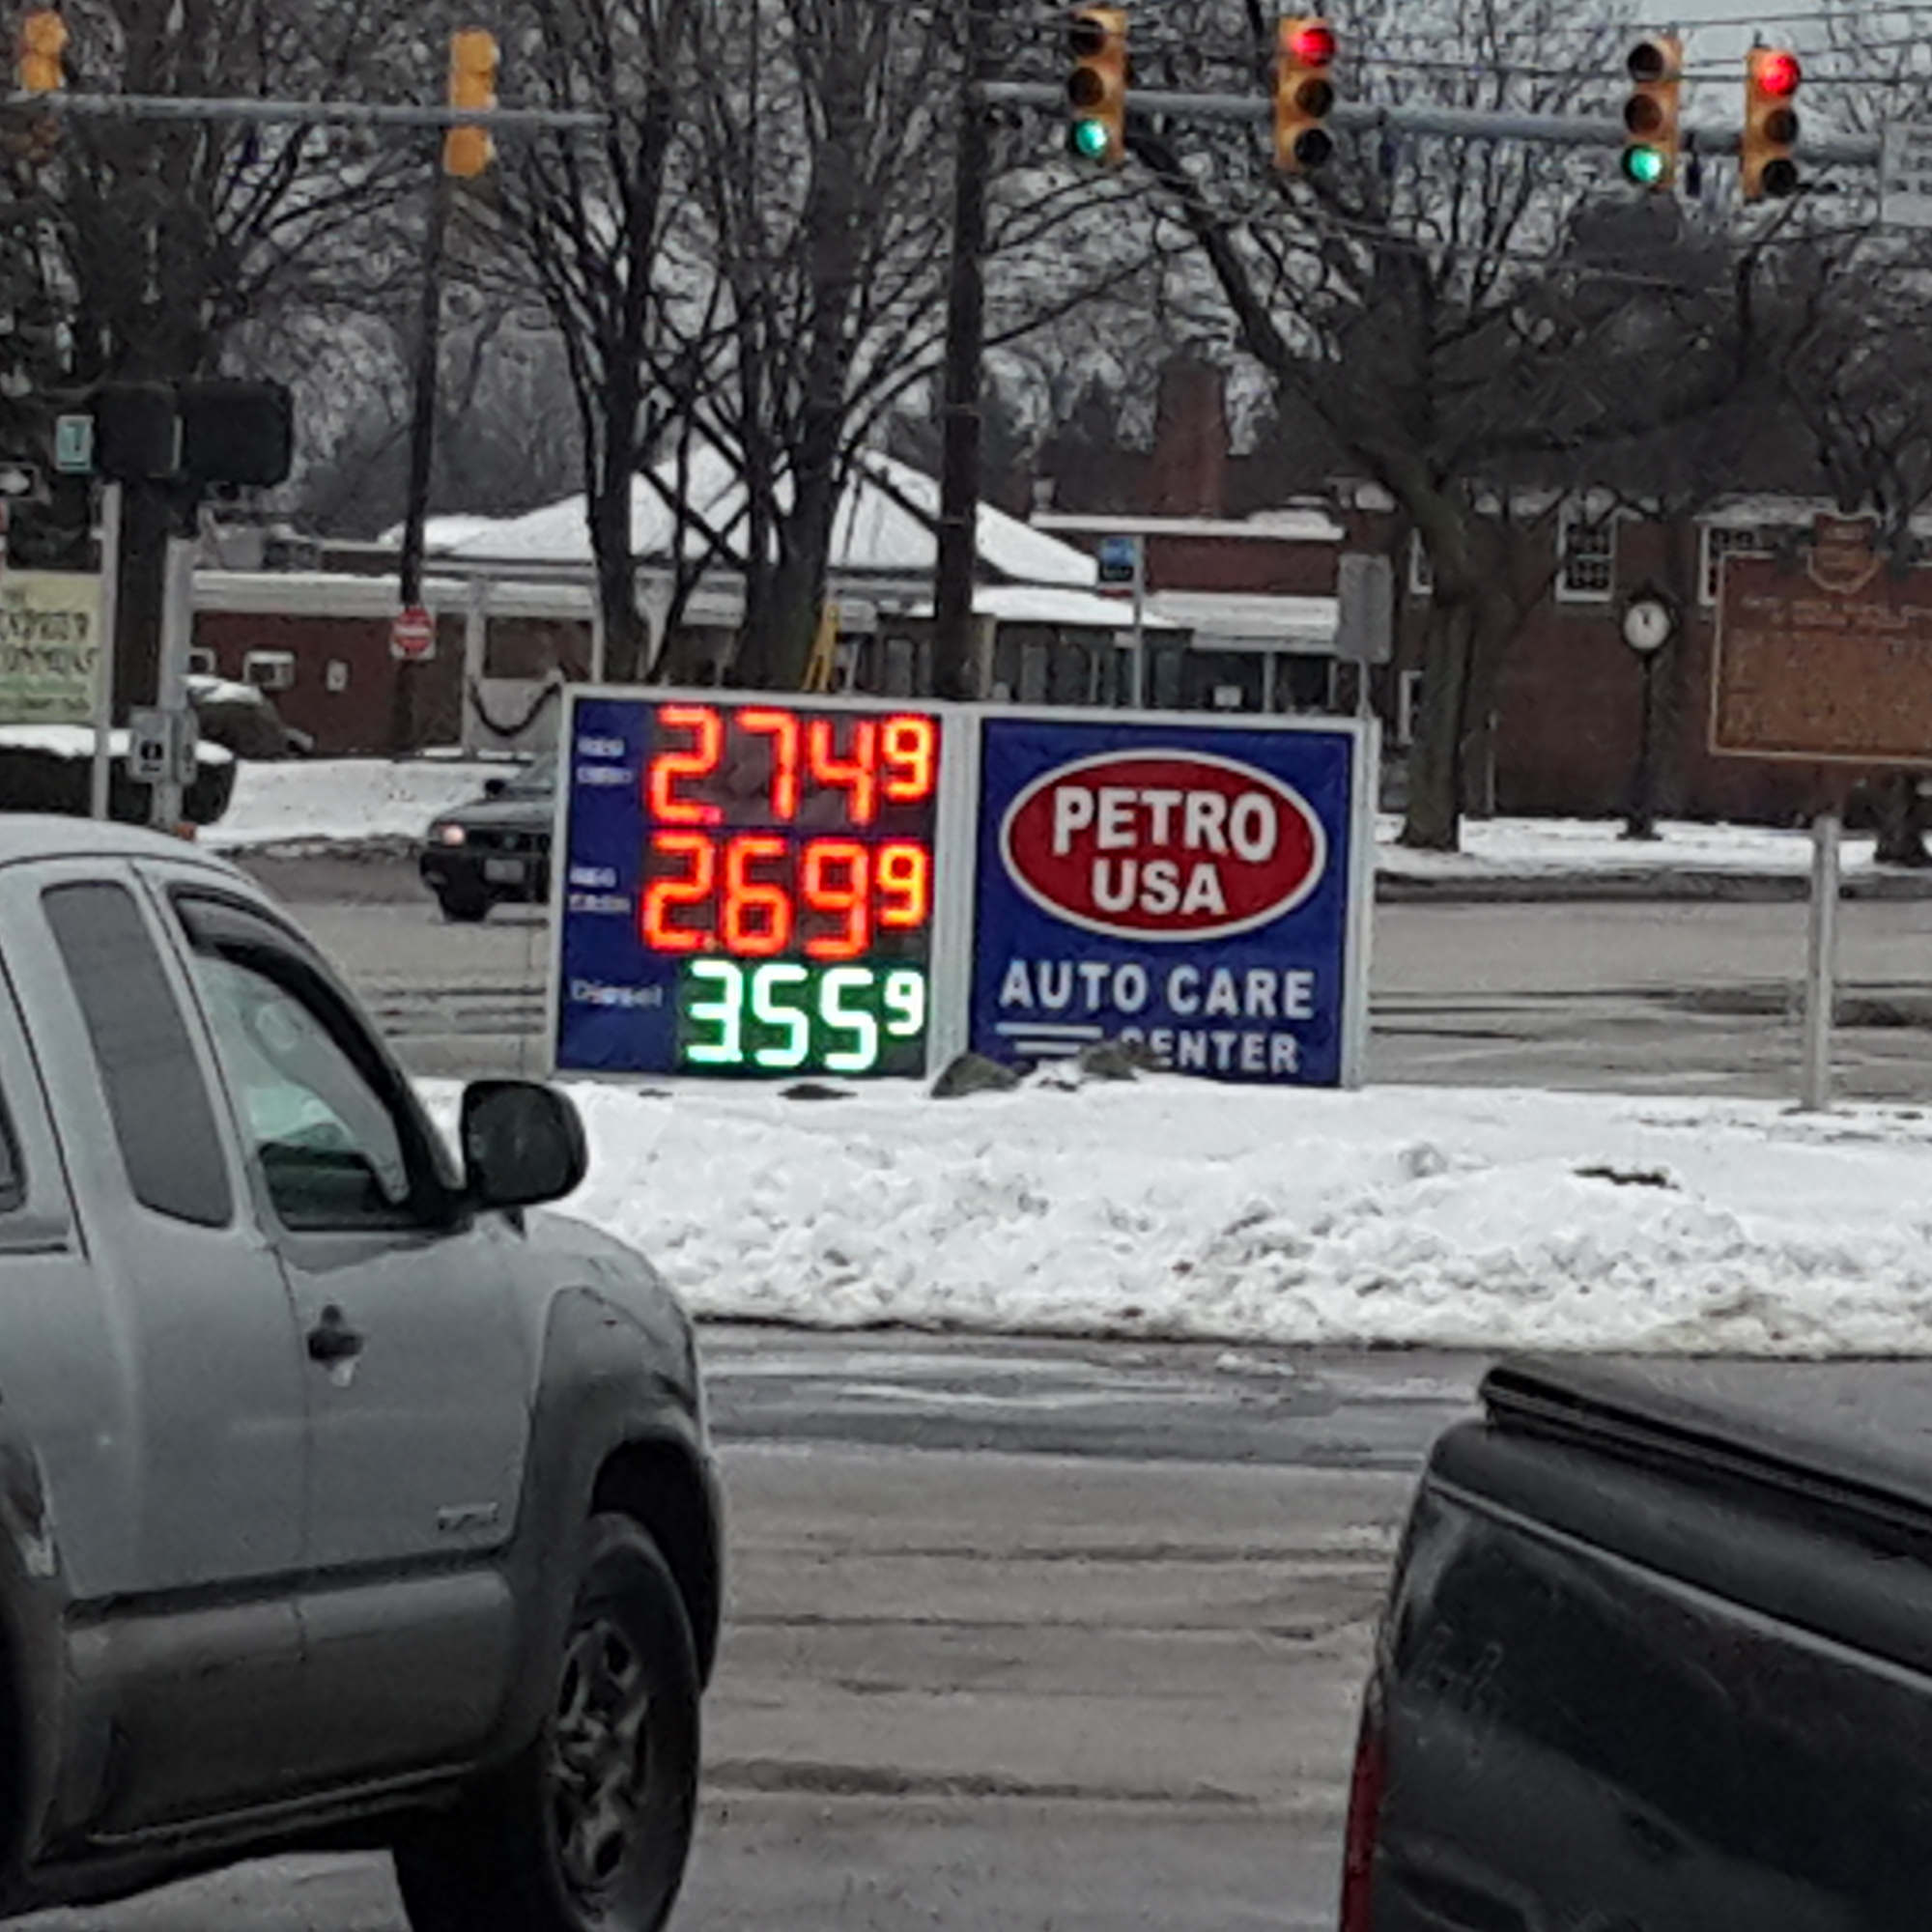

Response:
(306, 1307), (364, 1365)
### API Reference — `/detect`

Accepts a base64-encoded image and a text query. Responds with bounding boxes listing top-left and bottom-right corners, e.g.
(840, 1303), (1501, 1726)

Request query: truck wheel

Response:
(394, 1516), (701, 1932)
(435, 886), (490, 924)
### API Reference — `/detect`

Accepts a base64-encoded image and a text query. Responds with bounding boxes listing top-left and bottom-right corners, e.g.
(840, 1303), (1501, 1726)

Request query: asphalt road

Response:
(244, 854), (1932, 1102)
(17, 1340), (1480, 1932)
(56, 857), (1914, 1928)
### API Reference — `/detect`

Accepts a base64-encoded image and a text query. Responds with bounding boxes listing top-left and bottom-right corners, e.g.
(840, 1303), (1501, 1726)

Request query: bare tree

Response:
(1028, 0), (1813, 847)
(672, 0), (961, 689)
(469, 0), (707, 682)
(1, 0), (424, 714)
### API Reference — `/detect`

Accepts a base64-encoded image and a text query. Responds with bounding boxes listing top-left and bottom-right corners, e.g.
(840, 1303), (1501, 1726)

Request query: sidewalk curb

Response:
(1378, 867), (1932, 906)
(220, 840), (1932, 908)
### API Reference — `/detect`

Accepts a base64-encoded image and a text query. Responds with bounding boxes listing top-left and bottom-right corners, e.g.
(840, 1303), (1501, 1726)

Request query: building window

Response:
(187, 648), (216, 677)
(1556, 507), (1616, 603)
(325, 660), (351, 694)
(1407, 531), (1434, 599)
(243, 650), (297, 693)
(1701, 525), (1768, 607)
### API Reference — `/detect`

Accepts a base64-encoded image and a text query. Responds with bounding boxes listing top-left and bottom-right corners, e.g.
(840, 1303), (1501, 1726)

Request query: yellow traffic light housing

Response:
(1620, 34), (1682, 189)
(16, 9), (68, 95)
(1066, 7), (1127, 167)
(444, 28), (499, 180)
(1274, 17), (1338, 174)
(1742, 46), (1802, 201)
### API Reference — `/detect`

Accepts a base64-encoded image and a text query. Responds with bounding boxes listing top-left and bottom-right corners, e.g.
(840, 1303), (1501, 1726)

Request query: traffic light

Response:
(16, 9), (67, 94)
(1743, 46), (1802, 201)
(1066, 7), (1127, 167)
(1620, 34), (1682, 189)
(1274, 17), (1337, 173)
(444, 28), (498, 180)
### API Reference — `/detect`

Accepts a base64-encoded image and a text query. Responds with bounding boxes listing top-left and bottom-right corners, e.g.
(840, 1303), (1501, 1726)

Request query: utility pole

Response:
(933, 0), (992, 702)
(393, 161), (450, 757)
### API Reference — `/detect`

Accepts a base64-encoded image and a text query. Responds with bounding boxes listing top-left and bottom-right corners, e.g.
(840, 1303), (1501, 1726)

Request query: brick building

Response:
(1028, 357), (1908, 826)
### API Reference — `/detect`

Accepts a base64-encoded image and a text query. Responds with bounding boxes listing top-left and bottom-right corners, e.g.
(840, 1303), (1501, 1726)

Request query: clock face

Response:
(1624, 599), (1672, 654)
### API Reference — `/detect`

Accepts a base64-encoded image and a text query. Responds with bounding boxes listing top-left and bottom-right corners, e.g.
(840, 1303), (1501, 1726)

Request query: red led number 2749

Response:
(641, 706), (938, 961)
(648, 704), (938, 826)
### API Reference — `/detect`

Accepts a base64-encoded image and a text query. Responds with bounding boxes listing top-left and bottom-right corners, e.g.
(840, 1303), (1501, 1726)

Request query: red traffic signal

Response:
(1743, 46), (1802, 201)
(1274, 15), (1338, 174)
(1284, 21), (1335, 67)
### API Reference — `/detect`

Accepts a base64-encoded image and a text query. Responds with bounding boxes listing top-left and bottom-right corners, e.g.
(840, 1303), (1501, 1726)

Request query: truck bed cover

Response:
(1484, 1353), (1932, 1535)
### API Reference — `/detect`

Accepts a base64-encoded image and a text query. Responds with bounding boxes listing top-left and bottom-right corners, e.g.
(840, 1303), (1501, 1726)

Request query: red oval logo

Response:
(999, 750), (1327, 942)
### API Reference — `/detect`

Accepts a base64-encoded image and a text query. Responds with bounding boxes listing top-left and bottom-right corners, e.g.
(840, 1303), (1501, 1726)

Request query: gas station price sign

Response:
(552, 694), (945, 1080)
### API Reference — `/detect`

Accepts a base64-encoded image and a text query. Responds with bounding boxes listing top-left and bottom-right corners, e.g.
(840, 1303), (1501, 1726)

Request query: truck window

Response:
(41, 882), (234, 1230)
(0, 1094), (19, 1216)
(187, 948), (423, 1235)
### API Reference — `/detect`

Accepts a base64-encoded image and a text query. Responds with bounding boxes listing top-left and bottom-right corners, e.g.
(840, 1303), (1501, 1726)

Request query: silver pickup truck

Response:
(0, 816), (722, 1932)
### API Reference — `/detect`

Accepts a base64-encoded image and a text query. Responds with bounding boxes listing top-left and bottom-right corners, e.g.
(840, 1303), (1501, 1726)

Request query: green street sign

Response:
(54, 415), (95, 476)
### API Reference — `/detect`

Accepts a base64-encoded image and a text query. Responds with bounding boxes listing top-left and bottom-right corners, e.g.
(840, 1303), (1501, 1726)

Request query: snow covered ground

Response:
(202, 758), (506, 851)
(0, 723), (233, 768)
(420, 1075), (1932, 1358)
(191, 753), (1881, 879)
(1378, 813), (1876, 879)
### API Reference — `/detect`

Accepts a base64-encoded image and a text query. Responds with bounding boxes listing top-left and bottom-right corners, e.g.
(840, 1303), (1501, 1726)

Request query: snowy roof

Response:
(1145, 591), (1339, 650)
(1035, 510), (1347, 545)
(375, 513), (504, 553)
(431, 446), (1101, 589)
(896, 584), (1183, 630)
(1702, 496), (1932, 537)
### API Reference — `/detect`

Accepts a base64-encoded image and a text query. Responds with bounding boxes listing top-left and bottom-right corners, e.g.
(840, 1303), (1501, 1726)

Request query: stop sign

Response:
(391, 606), (437, 663)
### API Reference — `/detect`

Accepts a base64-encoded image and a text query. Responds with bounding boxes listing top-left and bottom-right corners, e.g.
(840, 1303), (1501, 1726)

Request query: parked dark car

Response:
(419, 753), (557, 923)
(1341, 1351), (1932, 1930)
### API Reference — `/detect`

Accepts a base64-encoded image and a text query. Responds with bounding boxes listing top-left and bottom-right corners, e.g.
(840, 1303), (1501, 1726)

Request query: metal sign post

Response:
(89, 481), (121, 821)
(1799, 811), (1843, 1115)
(147, 535), (197, 833)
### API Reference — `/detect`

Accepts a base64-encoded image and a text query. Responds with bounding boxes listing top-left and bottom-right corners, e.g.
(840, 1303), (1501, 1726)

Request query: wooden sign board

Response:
(1712, 515), (1932, 767)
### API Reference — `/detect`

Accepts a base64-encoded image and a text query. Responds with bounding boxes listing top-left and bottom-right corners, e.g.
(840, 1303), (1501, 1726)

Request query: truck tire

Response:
(393, 1515), (700, 1932)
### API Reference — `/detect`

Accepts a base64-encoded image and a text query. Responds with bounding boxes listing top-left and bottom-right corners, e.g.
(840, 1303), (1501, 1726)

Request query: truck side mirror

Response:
(460, 1081), (587, 1212)
(483, 777), (508, 799)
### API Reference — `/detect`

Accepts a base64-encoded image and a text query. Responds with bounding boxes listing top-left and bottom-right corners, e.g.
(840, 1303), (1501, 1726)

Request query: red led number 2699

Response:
(640, 704), (938, 961)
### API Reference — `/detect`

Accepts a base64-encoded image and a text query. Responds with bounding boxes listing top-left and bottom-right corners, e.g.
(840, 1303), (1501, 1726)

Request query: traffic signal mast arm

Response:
(980, 77), (1879, 167)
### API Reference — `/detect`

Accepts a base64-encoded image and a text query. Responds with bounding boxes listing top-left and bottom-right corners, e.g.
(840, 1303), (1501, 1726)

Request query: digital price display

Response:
(554, 696), (945, 1081)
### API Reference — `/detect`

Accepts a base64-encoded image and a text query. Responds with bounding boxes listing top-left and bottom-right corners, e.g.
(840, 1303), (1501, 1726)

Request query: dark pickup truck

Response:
(1344, 1352), (1932, 1931)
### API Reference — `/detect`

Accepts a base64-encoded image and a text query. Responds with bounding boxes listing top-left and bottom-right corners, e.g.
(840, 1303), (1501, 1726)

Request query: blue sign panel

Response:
(969, 714), (1367, 1087)
(554, 693), (945, 1080)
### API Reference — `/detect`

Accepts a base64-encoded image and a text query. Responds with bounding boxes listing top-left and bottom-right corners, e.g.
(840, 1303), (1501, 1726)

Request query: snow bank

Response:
(0, 724), (233, 766)
(421, 1077), (1932, 1357)
(203, 759), (507, 851)
(1380, 813), (1876, 879)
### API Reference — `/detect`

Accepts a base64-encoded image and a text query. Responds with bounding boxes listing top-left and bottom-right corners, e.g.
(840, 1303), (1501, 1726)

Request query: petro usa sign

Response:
(968, 710), (1377, 1088)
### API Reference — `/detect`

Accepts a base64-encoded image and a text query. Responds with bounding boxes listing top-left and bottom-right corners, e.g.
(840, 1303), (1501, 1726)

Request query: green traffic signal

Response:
(1072, 117), (1112, 160)
(1622, 144), (1667, 187)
